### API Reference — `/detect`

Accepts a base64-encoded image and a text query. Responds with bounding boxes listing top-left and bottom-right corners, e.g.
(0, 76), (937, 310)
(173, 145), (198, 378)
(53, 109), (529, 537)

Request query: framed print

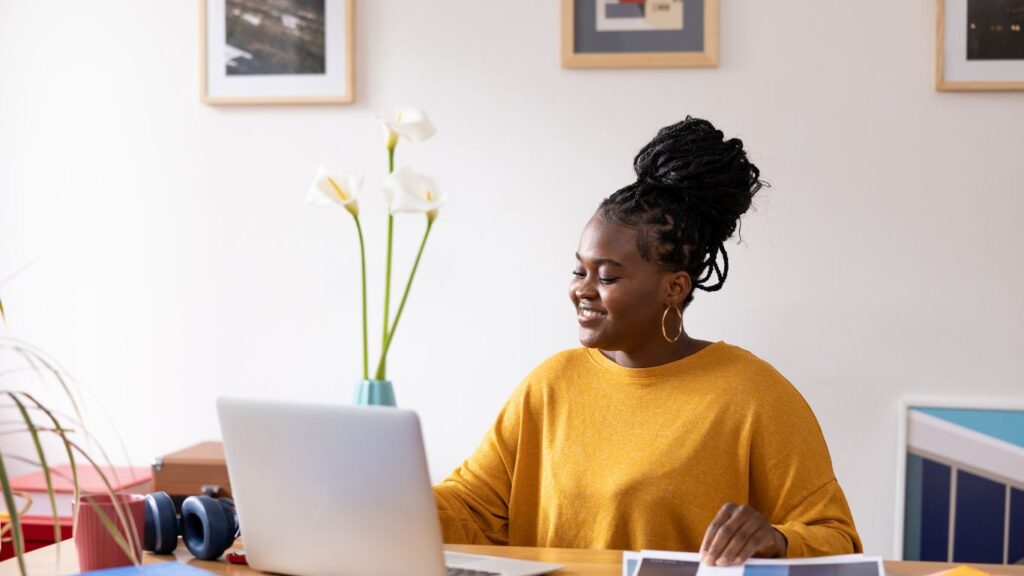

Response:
(937, 0), (1024, 91)
(561, 0), (719, 69)
(201, 0), (355, 105)
(895, 398), (1024, 564)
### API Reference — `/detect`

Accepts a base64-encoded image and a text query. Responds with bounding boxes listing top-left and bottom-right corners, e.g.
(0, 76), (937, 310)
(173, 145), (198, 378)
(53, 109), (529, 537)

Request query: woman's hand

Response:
(699, 503), (787, 566)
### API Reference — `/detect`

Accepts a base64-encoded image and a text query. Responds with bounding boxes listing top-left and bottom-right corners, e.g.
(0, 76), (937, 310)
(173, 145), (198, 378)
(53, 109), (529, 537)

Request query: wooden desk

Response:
(2, 540), (1023, 576)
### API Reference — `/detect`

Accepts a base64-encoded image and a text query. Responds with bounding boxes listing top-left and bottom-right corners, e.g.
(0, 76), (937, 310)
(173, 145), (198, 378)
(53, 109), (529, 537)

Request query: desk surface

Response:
(2, 540), (1023, 576)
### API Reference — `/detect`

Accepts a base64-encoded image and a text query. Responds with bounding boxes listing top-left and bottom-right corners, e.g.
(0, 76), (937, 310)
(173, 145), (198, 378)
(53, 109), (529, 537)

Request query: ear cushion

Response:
(143, 492), (179, 554)
(216, 497), (239, 537)
(180, 495), (236, 561)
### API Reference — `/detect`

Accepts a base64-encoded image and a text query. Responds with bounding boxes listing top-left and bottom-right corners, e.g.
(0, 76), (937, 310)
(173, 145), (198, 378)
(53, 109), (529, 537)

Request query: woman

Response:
(433, 117), (861, 566)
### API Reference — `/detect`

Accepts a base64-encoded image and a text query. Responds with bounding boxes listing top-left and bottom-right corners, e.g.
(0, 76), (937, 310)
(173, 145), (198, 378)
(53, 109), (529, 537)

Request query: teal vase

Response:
(354, 379), (396, 406)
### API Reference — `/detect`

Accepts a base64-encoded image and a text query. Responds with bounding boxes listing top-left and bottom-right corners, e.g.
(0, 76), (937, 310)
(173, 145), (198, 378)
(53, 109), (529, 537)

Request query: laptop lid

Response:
(217, 397), (447, 576)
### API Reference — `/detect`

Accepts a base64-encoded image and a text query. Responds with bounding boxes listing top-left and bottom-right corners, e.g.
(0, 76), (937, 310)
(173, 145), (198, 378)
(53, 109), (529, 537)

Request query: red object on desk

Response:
(0, 516), (73, 561)
(9, 465), (151, 512)
(0, 465), (150, 561)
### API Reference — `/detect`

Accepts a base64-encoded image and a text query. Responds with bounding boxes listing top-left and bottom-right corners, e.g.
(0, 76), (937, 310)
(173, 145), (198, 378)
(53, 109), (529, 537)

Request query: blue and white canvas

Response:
(903, 406), (1024, 564)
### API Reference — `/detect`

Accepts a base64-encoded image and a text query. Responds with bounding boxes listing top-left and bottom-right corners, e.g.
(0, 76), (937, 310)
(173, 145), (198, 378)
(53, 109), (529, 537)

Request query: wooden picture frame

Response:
(200, 0), (355, 105)
(936, 0), (1024, 91)
(561, 0), (719, 69)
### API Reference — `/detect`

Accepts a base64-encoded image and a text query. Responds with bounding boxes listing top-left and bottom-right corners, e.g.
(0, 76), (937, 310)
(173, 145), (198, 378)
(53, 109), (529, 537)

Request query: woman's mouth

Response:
(577, 306), (607, 325)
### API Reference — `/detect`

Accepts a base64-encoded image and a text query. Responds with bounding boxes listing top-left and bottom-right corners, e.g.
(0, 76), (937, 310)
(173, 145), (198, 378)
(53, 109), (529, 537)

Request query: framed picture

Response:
(936, 0), (1024, 91)
(561, 0), (719, 69)
(894, 398), (1024, 564)
(200, 0), (355, 105)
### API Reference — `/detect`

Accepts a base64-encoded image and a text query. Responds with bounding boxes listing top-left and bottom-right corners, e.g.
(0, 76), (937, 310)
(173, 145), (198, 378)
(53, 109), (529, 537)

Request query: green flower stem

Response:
(352, 215), (368, 379)
(382, 215), (393, 378)
(380, 146), (396, 378)
(374, 219), (433, 380)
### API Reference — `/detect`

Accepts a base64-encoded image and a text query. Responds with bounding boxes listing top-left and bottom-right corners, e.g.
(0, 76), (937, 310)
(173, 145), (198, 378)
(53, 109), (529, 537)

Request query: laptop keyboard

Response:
(446, 568), (500, 576)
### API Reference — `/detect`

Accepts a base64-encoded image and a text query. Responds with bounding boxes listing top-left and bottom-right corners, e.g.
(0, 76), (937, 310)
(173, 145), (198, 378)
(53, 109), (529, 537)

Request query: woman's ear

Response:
(665, 271), (692, 306)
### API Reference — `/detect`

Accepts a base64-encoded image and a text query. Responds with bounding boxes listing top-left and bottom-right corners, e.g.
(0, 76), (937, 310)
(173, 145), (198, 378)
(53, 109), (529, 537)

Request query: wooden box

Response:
(151, 441), (231, 500)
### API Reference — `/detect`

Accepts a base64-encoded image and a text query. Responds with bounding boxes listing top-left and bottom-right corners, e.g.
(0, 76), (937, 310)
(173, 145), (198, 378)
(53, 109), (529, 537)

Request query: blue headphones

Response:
(143, 491), (239, 561)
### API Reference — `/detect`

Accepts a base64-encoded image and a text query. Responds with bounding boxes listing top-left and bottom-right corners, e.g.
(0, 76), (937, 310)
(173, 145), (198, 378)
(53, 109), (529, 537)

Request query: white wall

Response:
(2, 0), (1023, 559)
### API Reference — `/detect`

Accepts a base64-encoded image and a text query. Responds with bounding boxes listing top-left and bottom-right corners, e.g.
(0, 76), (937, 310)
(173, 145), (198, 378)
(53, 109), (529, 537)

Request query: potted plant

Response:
(307, 106), (446, 406)
(0, 294), (144, 574)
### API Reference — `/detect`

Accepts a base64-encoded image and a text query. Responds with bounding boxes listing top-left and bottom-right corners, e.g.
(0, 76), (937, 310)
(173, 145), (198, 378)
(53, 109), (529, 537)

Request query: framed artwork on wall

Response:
(200, 0), (355, 105)
(937, 0), (1024, 90)
(561, 0), (719, 69)
(895, 399), (1024, 564)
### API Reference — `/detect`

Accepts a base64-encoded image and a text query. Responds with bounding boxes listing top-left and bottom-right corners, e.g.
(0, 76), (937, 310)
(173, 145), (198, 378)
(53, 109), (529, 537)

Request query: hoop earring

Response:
(661, 304), (683, 343)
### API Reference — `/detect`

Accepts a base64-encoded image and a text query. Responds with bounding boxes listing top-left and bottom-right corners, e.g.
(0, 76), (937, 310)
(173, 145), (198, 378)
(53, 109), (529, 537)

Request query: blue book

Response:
(79, 563), (217, 576)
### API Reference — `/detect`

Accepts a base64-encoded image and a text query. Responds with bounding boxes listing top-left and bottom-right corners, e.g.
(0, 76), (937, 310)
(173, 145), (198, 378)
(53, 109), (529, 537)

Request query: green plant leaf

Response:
(1, 341), (141, 565)
(5, 341), (86, 438)
(58, 437), (140, 564)
(4, 418), (140, 566)
(9, 340), (135, 493)
(0, 446), (27, 575)
(9, 392), (63, 560)
(20, 392), (79, 548)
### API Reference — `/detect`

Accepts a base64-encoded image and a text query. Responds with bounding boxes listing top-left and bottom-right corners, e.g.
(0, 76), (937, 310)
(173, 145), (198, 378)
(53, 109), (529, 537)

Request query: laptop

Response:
(217, 397), (563, 576)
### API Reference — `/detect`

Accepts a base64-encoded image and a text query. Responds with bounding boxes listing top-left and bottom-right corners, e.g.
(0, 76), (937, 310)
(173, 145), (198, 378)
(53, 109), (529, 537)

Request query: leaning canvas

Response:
(897, 401), (1024, 564)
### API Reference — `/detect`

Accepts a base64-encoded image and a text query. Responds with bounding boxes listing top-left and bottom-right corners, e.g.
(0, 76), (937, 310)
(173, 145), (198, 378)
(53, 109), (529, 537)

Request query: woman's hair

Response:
(599, 116), (764, 308)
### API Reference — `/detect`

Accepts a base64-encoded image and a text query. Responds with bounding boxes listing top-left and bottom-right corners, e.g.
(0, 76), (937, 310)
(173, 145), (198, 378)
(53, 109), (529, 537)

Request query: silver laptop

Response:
(217, 397), (563, 576)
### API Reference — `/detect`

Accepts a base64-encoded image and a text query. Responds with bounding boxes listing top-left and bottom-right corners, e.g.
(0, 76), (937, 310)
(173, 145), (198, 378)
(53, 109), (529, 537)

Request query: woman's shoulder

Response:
(711, 342), (785, 378)
(711, 342), (816, 415)
(494, 348), (589, 410)
(518, 343), (787, 383)
(522, 347), (592, 381)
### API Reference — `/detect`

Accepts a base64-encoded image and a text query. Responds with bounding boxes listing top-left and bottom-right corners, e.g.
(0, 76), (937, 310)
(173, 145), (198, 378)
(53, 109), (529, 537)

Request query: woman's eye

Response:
(572, 270), (617, 284)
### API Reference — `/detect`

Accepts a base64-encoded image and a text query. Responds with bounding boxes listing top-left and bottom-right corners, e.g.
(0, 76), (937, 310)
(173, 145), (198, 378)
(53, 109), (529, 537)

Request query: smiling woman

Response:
(432, 117), (862, 564)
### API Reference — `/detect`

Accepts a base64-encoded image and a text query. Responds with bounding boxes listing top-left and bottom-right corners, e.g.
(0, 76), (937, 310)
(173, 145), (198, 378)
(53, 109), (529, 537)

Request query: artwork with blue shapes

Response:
(903, 406), (1024, 564)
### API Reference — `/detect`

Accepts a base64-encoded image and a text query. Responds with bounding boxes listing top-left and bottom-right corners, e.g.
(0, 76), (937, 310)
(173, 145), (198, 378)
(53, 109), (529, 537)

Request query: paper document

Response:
(631, 551), (884, 576)
(624, 551), (642, 576)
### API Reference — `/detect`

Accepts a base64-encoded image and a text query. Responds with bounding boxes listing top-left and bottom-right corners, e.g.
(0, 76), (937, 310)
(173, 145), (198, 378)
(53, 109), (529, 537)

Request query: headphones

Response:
(143, 491), (240, 561)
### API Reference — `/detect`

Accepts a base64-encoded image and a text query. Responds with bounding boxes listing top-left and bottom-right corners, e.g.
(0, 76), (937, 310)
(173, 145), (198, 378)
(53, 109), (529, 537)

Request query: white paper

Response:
(634, 550), (883, 576)
(624, 551), (642, 576)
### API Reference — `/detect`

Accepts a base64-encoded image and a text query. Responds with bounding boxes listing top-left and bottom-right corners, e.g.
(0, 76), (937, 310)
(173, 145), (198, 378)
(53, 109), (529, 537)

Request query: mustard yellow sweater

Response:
(433, 342), (862, 555)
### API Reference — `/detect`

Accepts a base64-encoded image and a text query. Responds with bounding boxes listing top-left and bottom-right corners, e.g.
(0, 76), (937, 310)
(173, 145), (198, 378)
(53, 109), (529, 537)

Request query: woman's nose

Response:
(573, 277), (597, 301)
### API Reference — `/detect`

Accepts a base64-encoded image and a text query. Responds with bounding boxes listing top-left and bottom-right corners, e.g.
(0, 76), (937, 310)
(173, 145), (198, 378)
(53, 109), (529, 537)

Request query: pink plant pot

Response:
(74, 493), (145, 572)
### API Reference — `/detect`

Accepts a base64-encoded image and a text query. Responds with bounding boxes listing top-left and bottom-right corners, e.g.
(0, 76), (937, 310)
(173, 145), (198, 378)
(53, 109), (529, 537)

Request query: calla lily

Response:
(307, 166), (362, 217)
(376, 106), (436, 150)
(382, 166), (446, 222)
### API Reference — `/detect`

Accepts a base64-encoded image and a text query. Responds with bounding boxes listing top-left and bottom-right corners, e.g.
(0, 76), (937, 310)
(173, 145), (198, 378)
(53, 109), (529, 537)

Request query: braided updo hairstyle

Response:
(599, 116), (764, 308)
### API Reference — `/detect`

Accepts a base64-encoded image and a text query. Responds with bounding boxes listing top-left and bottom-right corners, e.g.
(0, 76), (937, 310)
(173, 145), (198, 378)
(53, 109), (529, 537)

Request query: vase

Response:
(74, 492), (145, 572)
(354, 379), (396, 406)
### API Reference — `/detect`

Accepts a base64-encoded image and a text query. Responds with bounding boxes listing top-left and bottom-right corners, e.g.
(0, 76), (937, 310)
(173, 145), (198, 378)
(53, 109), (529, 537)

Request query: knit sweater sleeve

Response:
(748, 371), (863, 557)
(432, 380), (528, 545)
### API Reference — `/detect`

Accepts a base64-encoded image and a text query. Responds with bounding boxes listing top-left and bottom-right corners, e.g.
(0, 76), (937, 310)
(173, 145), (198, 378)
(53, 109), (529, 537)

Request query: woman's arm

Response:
(748, 383), (863, 557)
(432, 381), (529, 545)
(767, 478), (862, 556)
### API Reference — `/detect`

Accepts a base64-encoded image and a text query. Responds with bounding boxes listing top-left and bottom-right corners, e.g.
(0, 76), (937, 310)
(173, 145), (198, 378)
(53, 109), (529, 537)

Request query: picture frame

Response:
(561, 0), (719, 69)
(200, 0), (355, 105)
(894, 397), (1024, 564)
(936, 0), (1024, 91)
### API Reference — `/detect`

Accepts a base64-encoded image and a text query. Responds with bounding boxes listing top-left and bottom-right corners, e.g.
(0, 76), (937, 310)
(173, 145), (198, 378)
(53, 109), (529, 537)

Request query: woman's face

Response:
(569, 214), (688, 352)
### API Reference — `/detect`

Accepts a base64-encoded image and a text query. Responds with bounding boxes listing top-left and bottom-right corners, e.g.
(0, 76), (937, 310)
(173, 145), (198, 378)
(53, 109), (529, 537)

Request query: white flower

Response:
(382, 166), (446, 222)
(307, 166), (362, 217)
(376, 106), (436, 149)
